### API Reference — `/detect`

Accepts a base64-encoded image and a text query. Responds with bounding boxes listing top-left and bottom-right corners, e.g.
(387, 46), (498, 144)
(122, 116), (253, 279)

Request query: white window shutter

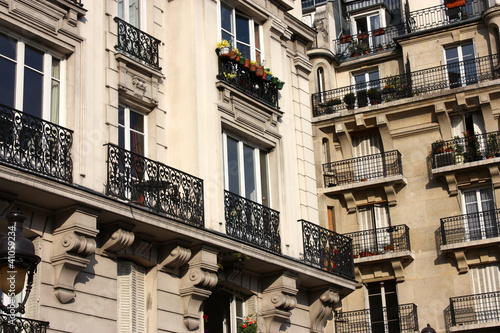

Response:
(118, 261), (146, 333)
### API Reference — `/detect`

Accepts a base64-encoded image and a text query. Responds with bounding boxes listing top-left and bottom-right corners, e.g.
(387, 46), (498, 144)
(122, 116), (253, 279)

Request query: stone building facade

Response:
(303, 0), (500, 332)
(0, 0), (357, 332)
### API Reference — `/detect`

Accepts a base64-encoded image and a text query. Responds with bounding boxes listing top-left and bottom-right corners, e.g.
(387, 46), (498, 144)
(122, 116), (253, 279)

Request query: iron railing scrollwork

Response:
(300, 219), (354, 279)
(406, 0), (488, 34)
(335, 303), (419, 333)
(312, 54), (499, 117)
(217, 54), (280, 109)
(0, 104), (73, 183)
(441, 209), (500, 245)
(224, 190), (281, 254)
(323, 150), (402, 187)
(106, 144), (204, 227)
(344, 224), (410, 259)
(449, 291), (500, 327)
(114, 17), (161, 69)
(431, 130), (500, 168)
(0, 314), (49, 333)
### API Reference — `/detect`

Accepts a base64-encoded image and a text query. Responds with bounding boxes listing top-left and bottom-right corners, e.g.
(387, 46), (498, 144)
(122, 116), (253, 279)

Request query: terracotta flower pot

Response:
(256, 66), (264, 76)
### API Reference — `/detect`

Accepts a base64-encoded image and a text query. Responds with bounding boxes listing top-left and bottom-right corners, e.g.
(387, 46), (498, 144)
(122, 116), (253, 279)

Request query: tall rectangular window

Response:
(223, 133), (270, 205)
(118, 0), (141, 28)
(0, 32), (64, 122)
(220, 2), (262, 63)
(354, 70), (380, 108)
(445, 43), (477, 88)
(118, 106), (145, 156)
(462, 187), (498, 241)
(357, 203), (391, 252)
(367, 281), (400, 333)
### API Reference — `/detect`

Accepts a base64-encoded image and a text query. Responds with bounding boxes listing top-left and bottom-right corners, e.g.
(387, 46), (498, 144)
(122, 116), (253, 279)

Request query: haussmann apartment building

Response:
(0, 0), (361, 332)
(302, 0), (500, 332)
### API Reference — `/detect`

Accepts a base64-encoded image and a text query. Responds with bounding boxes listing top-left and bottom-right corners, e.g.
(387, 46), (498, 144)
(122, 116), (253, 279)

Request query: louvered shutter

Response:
(118, 261), (146, 333)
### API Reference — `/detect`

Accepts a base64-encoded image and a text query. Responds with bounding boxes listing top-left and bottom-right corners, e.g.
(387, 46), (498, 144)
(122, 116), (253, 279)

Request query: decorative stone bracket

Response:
(158, 240), (192, 274)
(180, 246), (218, 331)
(51, 206), (99, 303)
(309, 288), (340, 333)
(262, 272), (298, 333)
(98, 222), (135, 255)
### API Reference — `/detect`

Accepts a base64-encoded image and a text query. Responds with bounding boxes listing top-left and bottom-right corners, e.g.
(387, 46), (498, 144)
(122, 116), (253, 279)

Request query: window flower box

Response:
(374, 28), (385, 36)
(340, 34), (352, 44)
(445, 0), (466, 9)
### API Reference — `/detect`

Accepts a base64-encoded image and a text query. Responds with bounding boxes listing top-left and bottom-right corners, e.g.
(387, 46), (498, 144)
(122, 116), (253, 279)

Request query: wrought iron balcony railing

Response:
(448, 291), (500, 327)
(323, 150), (402, 187)
(0, 104), (73, 183)
(432, 131), (500, 169)
(312, 54), (499, 117)
(344, 224), (410, 259)
(407, 0), (488, 34)
(335, 303), (419, 333)
(217, 54), (280, 109)
(302, 0), (327, 10)
(224, 190), (281, 254)
(441, 209), (500, 246)
(114, 17), (161, 70)
(333, 25), (405, 61)
(105, 144), (204, 227)
(300, 219), (354, 279)
(345, 0), (402, 13)
(0, 314), (49, 332)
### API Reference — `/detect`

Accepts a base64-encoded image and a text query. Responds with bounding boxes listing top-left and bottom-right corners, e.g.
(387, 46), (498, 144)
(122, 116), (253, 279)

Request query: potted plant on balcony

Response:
(454, 136), (464, 164)
(348, 41), (360, 57)
(344, 93), (356, 109)
(340, 34), (352, 44)
(434, 140), (445, 154)
(233, 48), (241, 62)
(487, 133), (499, 158)
(464, 131), (482, 162)
(217, 39), (231, 57)
(276, 80), (285, 90)
(358, 42), (370, 55)
(374, 27), (385, 36)
(367, 88), (381, 105)
(249, 61), (257, 72)
(384, 244), (394, 251)
(357, 32), (369, 41)
(445, 0), (466, 9)
(376, 43), (384, 52)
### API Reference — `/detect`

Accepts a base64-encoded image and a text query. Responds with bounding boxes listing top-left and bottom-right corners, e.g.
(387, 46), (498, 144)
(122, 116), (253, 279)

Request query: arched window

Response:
(322, 138), (330, 164)
(317, 67), (325, 101)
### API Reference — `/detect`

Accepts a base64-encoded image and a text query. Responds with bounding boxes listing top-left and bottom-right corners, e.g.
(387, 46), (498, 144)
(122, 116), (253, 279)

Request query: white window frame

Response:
(461, 187), (497, 241)
(443, 42), (476, 88)
(217, 1), (264, 63)
(117, 0), (146, 30)
(351, 70), (380, 108)
(222, 132), (271, 206)
(118, 105), (147, 155)
(350, 9), (386, 49)
(0, 32), (66, 125)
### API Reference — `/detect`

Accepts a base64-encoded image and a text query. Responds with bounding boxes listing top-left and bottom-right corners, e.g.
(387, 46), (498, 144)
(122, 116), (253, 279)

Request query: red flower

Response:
(242, 324), (247, 328)
(203, 315), (208, 321)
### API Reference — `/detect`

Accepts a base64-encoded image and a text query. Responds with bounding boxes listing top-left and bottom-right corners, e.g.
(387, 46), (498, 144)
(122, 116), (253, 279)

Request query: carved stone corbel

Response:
(158, 240), (192, 274)
(180, 246), (218, 330)
(52, 206), (99, 303)
(309, 288), (340, 333)
(262, 272), (298, 333)
(98, 222), (135, 255)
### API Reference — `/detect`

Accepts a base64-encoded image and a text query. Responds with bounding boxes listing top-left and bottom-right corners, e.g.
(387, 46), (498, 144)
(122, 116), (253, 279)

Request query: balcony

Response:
(447, 292), (500, 330)
(333, 26), (404, 62)
(0, 104), (73, 183)
(407, 0), (489, 34)
(335, 303), (419, 333)
(323, 150), (402, 187)
(114, 17), (161, 70)
(105, 144), (204, 227)
(344, 224), (410, 259)
(0, 314), (49, 332)
(312, 54), (499, 117)
(217, 54), (281, 109)
(432, 131), (500, 169)
(441, 209), (500, 246)
(300, 219), (355, 279)
(224, 190), (281, 254)
(345, 0), (401, 13)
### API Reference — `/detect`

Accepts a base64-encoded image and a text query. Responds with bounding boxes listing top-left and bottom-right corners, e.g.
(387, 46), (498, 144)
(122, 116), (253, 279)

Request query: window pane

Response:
(23, 68), (43, 118)
(130, 111), (144, 133)
(462, 44), (475, 61)
(446, 48), (459, 63)
(0, 57), (16, 108)
(237, 43), (250, 60)
(52, 58), (60, 79)
(118, 0), (124, 20)
(221, 4), (233, 35)
(236, 15), (250, 45)
(25, 45), (43, 72)
(0, 33), (16, 60)
(129, 0), (140, 27)
(243, 144), (256, 201)
(369, 71), (380, 82)
(222, 31), (233, 47)
(227, 137), (240, 195)
(254, 23), (260, 50)
(130, 132), (144, 155)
